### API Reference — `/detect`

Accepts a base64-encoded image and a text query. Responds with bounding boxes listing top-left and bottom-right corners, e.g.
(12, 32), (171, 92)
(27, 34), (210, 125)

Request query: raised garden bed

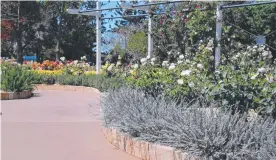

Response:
(103, 127), (199, 160)
(1, 90), (32, 100)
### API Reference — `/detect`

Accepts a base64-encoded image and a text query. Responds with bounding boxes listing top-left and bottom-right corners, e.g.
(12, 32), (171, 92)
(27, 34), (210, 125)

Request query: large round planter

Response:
(1, 90), (32, 100)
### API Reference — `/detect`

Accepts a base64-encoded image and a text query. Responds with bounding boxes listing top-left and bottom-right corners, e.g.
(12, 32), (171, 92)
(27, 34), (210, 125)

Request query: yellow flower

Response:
(34, 70), (63, 75)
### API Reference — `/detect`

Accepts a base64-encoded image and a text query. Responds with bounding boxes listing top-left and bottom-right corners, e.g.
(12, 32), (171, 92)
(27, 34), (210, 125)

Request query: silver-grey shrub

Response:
(101, 87), (276, 160)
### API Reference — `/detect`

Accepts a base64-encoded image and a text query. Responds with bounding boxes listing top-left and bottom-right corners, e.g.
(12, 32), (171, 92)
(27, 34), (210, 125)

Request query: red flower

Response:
(67, 60), (71, 63)
(184, 18), (188, 23)
(128, 64), (131, 67)
(196, 5), (200, 9)
(24, 61), (27, 64)
(178, 12), (182, 17)
(160, 19), (163, 24)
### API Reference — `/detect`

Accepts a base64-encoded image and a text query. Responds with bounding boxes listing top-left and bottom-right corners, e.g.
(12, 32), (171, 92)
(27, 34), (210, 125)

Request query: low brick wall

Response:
(34, 84), (100, 94)
(102, 128), (200, 160)
(1, 90), (32, 100)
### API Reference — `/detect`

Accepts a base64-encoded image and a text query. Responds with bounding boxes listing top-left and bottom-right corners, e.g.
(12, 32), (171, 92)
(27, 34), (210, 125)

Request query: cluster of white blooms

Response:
(116, 61), (121, 67)
(257, 67), (266, 73)
(107, 64), (115, 71)
(162, 61), (169, 67)
(60, 56), (65, 62)
(181, 70), (191, 76)
(177, 60), (183, 64)
(197, 63), (204, 69)
(168, 63), (175, 70)
(188, 82), (195, 87)
(73, 60), (78, 65)
(133, 64), (139, 69)
(140, 58), (147, 65)
(150, 57), (156, 65)
(80, 56), (87, 61)
(179, 54), (184, 59)
(177, 79), (184, 85)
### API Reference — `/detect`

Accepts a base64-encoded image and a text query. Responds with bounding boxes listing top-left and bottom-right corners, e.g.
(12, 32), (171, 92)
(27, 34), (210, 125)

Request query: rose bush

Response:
(124, 45), (276, 117)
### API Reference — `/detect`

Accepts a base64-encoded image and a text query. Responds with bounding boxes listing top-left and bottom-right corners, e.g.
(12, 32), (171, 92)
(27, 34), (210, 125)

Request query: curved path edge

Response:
(102, 127), (200, 160)
(34, 84), (101, 94)
(34, 84), (200, 160)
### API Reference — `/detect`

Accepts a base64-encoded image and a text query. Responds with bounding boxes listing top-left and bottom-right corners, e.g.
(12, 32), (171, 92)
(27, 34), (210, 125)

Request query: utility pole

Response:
(96, 0), (101, 74)
(148, 0), (153, 58)
(215, 2), (223, 69)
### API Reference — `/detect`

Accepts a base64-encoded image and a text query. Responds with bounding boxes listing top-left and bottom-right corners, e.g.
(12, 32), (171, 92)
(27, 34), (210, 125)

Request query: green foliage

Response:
(125, 46), (276, 117)
(1, 63), (35, 92)
(127, 31), (147, 55)
(32, 73), (125, 92)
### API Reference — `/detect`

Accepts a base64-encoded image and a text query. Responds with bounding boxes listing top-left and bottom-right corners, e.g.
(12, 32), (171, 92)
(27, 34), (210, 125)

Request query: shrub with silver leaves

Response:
(101, 87), (276, 160)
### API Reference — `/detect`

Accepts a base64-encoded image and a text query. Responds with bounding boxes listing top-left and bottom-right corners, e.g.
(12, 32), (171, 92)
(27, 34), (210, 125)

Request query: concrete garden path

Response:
(1, 89), (140, 160)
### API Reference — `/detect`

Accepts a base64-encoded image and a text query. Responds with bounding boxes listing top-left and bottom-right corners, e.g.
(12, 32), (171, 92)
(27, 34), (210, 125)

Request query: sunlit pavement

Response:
(1, 90), (139, 160)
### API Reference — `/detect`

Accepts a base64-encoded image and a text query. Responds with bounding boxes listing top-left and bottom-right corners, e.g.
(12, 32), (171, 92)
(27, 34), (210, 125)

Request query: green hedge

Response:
(32, 73), (125, 92)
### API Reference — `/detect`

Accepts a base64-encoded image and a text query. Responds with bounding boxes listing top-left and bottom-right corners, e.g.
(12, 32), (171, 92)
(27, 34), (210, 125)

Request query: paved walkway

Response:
(1, 90), (140, 160)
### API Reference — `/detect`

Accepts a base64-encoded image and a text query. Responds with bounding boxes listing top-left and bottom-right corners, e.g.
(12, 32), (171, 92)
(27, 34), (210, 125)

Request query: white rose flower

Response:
(181, 70), (191, 76)
(262, 51), (269, 57)
(151, 58), (156, 62)
(177, 52), (180, 55)
(150, 62), (154, 65)
(162, 61), (169, 66)
(133, 64), (139, 69)
(250, 73), (259, 80)
(177, 79), (184, 85)
(146, 55), (150, 59)
(253, 45), (258, 49)
(197, 63), (204, 69)
(188, 82), (195, 88)
(60, 57), (65, 62)
(73, 60), (78, 65)
(179, 54), (184, 59)
(107, 64), (114, 71)
(257, 68), (266, 73)
(185, 59), (190, 63)
(116, 61), (121, 66)
(177, 60), (183, 64)
(140, 58), (147, 64)
(168, 63), (175, 70)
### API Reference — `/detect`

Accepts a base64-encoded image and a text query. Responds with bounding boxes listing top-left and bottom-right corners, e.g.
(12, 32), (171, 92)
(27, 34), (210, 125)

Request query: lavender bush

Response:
(101, 87), (276, 160)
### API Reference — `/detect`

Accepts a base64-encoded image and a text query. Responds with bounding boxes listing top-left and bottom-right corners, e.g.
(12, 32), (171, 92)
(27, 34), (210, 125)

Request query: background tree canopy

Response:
(1, 1), (275, 64)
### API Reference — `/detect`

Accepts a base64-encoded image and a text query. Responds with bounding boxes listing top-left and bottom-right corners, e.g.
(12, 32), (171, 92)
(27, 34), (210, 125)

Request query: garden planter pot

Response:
(1, 90), (32, 100)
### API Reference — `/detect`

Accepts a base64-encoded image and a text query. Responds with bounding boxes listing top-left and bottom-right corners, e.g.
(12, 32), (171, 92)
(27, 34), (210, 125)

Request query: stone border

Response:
(102, 127), (200, 160)
(34, 84), (100, 94)
(1, 90), (32, 100)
